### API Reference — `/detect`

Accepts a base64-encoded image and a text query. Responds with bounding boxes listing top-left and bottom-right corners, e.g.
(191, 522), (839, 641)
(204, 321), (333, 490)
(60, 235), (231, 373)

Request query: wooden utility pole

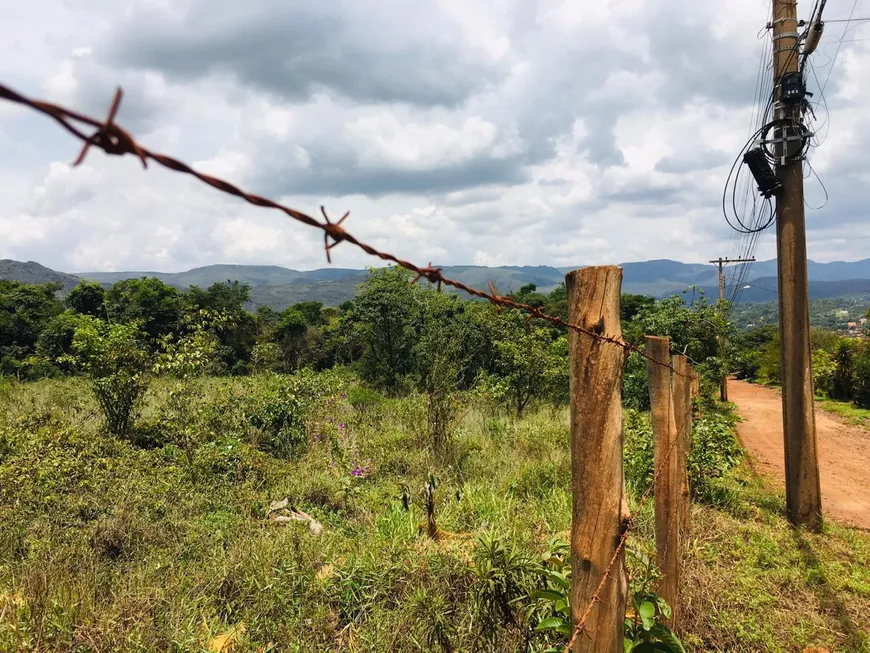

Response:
(771, 0), (823, 530)
(709, 256), (755, 401)
(645, 336), (681, 627)
(566, 266), (628, 652)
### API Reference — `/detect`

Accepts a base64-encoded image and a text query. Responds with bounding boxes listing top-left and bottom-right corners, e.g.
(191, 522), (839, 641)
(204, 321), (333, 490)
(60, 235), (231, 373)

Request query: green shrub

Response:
(688, 408), (743, 503)
(832, 339), (859, 401)
(192, 438), (265, 484)
(471, 533), (539, 646)
(347, 385), (386, 413)
(624, 405), (743, 504)
(812, 349), (836, 398)
(623, 352), (651, 411)
(244, 370), (342, 458)
(246, 377), (308, 459)
(624, 409), (654, 494)
(852, 344), (870, 408)
(69, 317), (151, 437)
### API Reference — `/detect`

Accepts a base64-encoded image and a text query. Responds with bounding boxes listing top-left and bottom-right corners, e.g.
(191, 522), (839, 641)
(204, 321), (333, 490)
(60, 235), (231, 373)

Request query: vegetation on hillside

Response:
(732, 323), (870, 408)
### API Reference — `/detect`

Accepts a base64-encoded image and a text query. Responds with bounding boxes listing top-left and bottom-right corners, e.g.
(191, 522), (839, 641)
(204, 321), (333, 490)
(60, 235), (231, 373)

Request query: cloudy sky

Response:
(1, 0), (868, 273)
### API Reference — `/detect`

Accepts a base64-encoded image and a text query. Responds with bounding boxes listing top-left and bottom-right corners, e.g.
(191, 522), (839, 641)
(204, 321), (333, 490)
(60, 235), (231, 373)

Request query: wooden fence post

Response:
(672, 356), (693, 548)
(645, 336), (681, 627)
(566, 266), (628, 653)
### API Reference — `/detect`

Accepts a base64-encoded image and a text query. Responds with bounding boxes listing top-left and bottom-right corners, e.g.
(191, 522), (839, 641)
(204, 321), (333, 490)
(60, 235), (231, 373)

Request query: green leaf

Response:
(654, 596), (672, 620)
(632, 643), (672, 653)
(556, 598), (570, 616)
(546, 570), (570, 589)
(532, 589), (566, 602)
(638, 600), (656, 631)
(649, 624), (686, 653)
(535, 617), (569, 632)
(624, 637), (635, 653)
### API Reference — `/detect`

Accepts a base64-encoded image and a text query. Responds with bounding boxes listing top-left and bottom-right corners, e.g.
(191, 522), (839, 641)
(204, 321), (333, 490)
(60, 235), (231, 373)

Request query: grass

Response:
(817, 396), (870, 428)
(0, 374), (868, 651)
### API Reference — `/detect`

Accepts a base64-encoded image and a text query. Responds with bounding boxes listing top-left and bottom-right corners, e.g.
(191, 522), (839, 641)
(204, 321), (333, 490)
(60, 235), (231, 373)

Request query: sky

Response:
(1, 0), (868, 273)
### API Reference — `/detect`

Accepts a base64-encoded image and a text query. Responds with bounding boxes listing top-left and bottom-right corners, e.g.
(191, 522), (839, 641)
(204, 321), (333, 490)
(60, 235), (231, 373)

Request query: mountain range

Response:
(4, 258), (870, 310)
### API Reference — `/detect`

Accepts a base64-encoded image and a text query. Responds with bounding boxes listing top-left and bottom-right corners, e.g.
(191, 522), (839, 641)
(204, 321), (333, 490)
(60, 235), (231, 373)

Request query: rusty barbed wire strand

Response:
(0, 81), (691, 381)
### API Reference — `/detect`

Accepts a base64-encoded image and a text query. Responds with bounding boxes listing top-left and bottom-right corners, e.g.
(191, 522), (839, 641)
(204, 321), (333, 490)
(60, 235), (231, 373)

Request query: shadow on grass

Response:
(792, 530), (867, 651)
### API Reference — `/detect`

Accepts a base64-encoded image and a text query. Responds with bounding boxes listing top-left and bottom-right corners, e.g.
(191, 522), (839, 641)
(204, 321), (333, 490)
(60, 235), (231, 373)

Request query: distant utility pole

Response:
(709, 256), (755, 401)
(771, 0), (823, 530)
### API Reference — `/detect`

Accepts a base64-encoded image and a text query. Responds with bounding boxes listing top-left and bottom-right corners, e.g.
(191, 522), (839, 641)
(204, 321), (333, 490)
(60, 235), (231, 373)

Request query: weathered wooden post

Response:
(645, 336), (681, 627)
(565, 266), (628, 653)
(672, 356), (693, 548)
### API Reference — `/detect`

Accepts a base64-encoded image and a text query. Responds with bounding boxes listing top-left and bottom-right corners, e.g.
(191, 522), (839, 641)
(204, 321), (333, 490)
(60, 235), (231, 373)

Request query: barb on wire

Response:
(0, 81), (688, 377)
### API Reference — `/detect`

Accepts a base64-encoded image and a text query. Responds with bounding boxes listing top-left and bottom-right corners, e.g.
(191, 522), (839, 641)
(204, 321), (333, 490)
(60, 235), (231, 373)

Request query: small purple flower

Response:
(350, 464), (369, 478)
(338, 422), (346, 429)
(341, 393), (348, 400)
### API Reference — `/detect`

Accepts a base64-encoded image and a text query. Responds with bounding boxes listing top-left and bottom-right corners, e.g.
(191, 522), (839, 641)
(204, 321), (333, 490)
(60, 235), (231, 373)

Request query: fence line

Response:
(0, 80), (702, 650)
(0, 81), (691, 379)
(563, 404), (687, 652)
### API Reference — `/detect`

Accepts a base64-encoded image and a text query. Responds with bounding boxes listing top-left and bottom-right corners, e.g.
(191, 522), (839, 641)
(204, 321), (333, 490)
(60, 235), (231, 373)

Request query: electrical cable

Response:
(821, 0), (859, 93)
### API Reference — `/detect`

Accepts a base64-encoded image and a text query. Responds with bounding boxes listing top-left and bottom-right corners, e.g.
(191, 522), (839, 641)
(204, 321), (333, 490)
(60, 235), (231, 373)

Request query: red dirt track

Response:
(730, 379), (870, 530)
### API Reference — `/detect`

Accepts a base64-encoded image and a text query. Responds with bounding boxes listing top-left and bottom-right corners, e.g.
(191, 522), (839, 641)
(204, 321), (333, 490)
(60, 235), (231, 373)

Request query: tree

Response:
(36, 310), (84, 372)
(621, 293), (655, 323)
(104, 278), (182, 343)
(185, 280), (250, 314)
(274, 307), (308, 370)
(354, 267), (418, 391)
(293, 301), (325, 326)
(185, 283), (257, 373)
(0, 280), (63, 375)
(491, 314), (555, 416)
(66, 281), (106, 317)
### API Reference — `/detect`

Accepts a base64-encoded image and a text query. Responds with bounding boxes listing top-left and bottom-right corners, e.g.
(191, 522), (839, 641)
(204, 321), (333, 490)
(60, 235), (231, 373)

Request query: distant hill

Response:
(79, 264), (368, 288)
(0, 260), (81, 292)
(5, 258), (870, 310)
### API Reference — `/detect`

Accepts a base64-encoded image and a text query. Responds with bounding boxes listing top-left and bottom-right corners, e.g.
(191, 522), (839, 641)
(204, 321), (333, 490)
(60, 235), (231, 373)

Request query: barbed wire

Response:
(0, 81), (693, 379)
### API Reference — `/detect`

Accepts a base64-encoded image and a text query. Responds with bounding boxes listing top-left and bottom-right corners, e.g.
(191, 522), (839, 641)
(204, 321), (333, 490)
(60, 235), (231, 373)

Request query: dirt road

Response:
(730, 379), (870, 530)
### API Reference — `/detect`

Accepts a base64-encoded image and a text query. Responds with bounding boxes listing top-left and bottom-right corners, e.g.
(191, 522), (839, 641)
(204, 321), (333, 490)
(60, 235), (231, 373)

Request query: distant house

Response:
(848, 322), (858, 329)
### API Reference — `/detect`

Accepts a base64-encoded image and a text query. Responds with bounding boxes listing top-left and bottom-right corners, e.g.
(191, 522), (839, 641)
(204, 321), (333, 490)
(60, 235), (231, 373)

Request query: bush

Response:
(192, 438), (265, 484)
(833, 339), (859, 402)
(347, 385), (385, 413)
(852, 344), (870, 408)
(812, 349), (836, 398)
(624, 409), (654, 494)
(70, 317), (151, 437)
(623, 352), (650, 411)
(246, 377), (308, 459)
(624, 405), (743, 504)
(244, 371), (340, 459)
(688, 408), (743, 503)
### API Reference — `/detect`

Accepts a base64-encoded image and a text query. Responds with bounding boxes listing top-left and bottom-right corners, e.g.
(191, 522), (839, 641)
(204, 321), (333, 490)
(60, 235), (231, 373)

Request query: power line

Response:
(821, 0), (860, 93)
